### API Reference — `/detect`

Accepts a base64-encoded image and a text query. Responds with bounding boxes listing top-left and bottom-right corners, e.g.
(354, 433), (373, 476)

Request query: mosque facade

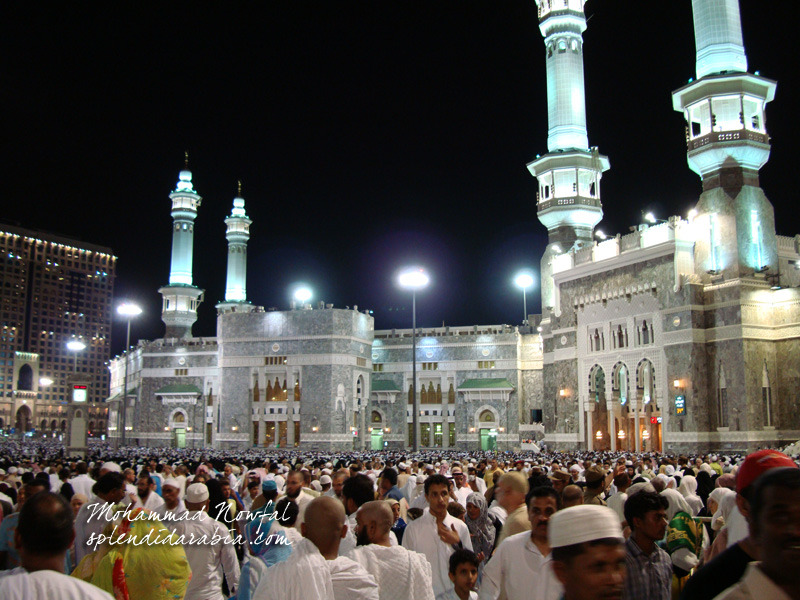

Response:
(107, 0), (800, 454)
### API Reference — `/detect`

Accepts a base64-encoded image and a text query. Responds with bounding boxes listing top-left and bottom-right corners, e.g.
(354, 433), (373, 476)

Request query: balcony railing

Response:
(688, 129), (769, 150)
(537, 196), (602, 212)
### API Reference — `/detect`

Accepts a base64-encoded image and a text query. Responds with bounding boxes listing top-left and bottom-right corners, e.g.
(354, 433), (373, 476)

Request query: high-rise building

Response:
(0, 224), (116, 438)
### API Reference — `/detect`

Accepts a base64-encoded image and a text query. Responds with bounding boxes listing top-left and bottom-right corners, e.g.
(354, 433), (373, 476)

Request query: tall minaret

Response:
(216, 182), (254, 314)
(527, 0), (610, 310)
(159, 154), (204, 338)
(673, 0), (777, 278)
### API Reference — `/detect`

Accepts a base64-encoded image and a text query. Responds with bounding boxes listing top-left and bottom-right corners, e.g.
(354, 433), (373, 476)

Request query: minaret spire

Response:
(527, 0), (609, 310)
(673, 0), (777, 278)
(216, 181), (254, 314)
(158, 157), (204, 338)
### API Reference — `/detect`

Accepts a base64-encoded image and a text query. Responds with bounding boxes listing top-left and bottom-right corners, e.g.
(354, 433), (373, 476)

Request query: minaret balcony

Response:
(688, 129), (769, 151)
(537, 195), (601, 213)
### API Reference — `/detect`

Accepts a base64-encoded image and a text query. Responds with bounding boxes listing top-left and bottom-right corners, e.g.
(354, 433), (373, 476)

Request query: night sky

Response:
(3, 2), (798, 355)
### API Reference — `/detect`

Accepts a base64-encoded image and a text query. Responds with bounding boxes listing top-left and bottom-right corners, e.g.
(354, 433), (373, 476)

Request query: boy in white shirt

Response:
(436, 549), (479, 600)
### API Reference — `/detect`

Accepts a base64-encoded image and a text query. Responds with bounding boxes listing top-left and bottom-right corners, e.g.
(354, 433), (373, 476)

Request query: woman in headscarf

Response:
(661, 488), (706, 580)
(464, 492), (496, 584)
(707, 488), (733, 530)
(695, 470), (715, 511)
(677, 475), (704, 516)
(705, 490), (738, 561)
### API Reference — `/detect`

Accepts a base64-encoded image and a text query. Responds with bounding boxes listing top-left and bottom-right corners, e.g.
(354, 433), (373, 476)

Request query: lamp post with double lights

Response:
(398, 267), (429, 452)
(118, 302), (142, 447)
(514, 272), (534, 326)
(67, 340), (86, 372)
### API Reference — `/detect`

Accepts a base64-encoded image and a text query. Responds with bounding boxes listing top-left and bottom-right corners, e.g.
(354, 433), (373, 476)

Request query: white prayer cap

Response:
(549, 505), (623, 549)
(101, 462), (122, 473)
(185, 483), (209, 503)
(321, 468), (332, 475)
(7, 467), (17, 474)
(397, 462), (407, 470)
(310, 480), (322, 492)
(320, 475), (332, 485)
(162, 478), (181, 490)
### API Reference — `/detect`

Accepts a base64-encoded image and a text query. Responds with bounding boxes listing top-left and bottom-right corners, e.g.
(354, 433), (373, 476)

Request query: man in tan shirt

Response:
(493, 472), (530, 549)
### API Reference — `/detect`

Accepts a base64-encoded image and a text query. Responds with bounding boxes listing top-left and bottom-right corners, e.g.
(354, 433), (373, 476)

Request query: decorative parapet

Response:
(552, 218), (691, 275)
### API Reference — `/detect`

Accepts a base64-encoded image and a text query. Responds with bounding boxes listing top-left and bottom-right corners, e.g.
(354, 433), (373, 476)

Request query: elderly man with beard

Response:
(131, 473), (165, 512)
(348, 501), (434, 600)
(479, 487), (563, 600)
(154, 478), (186, 521)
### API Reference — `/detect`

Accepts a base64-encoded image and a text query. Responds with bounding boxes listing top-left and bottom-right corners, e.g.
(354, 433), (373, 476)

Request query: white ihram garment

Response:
(328, 555), (380, 600)
(349, 544), (435, 600)
(251, 537), (334, 600)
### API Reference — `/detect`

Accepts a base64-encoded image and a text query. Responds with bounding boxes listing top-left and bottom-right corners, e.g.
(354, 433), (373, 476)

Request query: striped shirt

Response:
(622, 536), (672, 600)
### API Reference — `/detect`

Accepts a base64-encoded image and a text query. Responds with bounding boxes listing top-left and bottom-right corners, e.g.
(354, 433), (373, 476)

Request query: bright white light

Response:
(514, 273), (534, 289)
(595, 230), (607, 240)
(67, 340), (86, 352)
(294, 288), (312, 303)
(39, 377), (53, 387)
(688, 209), (698, 221)
(552, 245), (562, 254)
(645, 212), (657, 223)
(398, 268), (429, 290)
(117, 303), (143, 317)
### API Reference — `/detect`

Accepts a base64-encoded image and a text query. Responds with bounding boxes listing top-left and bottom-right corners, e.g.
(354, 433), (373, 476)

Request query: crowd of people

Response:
(0, 439), (798, 600)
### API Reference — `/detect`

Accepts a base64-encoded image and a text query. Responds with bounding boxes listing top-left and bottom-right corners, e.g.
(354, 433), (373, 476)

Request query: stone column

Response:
(607, 403), (616, 451)
(585, 401), (594, 451)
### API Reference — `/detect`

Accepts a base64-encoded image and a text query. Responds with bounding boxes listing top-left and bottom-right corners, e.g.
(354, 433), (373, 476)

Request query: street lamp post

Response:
(118, 303), (142, 448)
(399, 267), (429, 452)
(67, 340), (86, 373)
(514, 272), (534, 326)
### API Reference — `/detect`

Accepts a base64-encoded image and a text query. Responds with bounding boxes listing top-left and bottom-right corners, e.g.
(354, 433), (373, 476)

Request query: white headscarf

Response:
(661, 489), (692, 521)
(710, 489), (736, 531)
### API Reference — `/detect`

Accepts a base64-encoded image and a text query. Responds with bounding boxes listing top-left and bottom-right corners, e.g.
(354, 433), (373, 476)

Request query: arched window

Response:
(589, 366), (605, 403)
(614, 364), (628, 405)
(638, 360), (655, 406)
(718, 366), (728, 427)
(479, 410), (495, 423)
(762, 363), (773, 427)
(17, 364), (33, 391)
(371, 411), (382, 423)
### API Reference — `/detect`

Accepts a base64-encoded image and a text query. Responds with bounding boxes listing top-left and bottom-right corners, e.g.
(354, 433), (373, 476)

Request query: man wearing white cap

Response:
(171, 483), (240, 600)
(548, 505), (626, 600)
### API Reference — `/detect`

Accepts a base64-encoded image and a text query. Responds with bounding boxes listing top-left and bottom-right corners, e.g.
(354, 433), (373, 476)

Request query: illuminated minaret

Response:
(216, 181), (254, 314)
(673, 0), (777, 278)
(159, 154), (204, 338)
(528, 0), (610, 310)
